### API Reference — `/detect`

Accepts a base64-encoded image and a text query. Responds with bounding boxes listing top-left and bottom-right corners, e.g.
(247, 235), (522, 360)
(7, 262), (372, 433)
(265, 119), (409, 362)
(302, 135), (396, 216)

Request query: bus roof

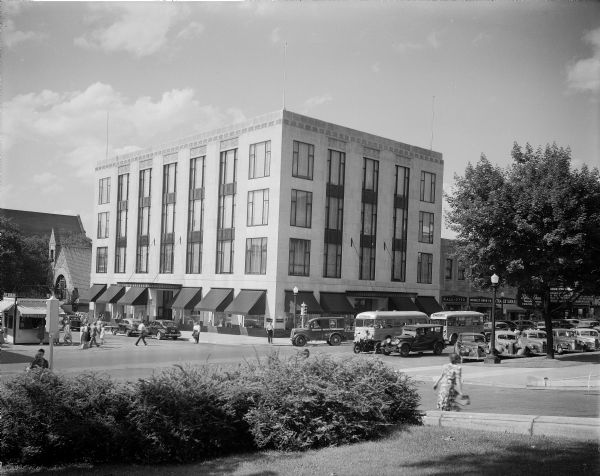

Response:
(430, 311), (485, 319)
(355, 310), (428, 319)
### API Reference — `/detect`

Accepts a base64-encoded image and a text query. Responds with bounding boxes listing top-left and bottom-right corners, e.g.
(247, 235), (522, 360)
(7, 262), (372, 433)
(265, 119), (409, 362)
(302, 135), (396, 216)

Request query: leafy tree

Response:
(0, 217), (52, 297)
(447, 143), (600, 358)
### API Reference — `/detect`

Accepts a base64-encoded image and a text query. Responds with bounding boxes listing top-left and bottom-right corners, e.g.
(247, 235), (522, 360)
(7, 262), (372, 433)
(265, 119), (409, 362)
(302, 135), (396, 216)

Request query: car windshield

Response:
(579, 330), (598, 337)
(557, 331), (575, 337)
(159, 321), (175, 326)
(463, 334), (485, 343)
(499, 334), (516, 340)
(527, 332), (546, 338)
(402, 329), (417, 337)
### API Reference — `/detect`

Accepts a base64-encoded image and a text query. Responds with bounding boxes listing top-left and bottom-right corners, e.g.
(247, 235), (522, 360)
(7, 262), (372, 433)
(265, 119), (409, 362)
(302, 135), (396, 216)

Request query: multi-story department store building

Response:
(89, 110), (444, 333)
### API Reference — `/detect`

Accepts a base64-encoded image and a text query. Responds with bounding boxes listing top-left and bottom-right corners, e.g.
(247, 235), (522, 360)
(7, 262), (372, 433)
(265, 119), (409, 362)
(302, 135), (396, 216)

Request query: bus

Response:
(429, 311), (485, 345)
(354, 311), (429, 344)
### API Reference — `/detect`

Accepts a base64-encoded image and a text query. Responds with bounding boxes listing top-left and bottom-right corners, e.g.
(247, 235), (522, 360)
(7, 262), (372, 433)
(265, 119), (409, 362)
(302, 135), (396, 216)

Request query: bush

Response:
(127, 365), (255, 463)
(0, 354), (422, 465)
(239, 353), (422, 451)
(0, 369), (134, 465)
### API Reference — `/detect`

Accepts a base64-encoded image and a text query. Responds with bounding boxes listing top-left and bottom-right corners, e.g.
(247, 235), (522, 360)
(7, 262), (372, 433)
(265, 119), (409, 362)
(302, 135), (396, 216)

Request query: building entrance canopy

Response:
(319, 292), (354, 314)
(284, 291), (323, 314)
(225, 290), (266, 315)
(118, 287), (149, 306)
(415, 296), (443, 316)
(171, 287), (203, 310)
(195, 288), (233, 312)
(95, 285), (126, 304)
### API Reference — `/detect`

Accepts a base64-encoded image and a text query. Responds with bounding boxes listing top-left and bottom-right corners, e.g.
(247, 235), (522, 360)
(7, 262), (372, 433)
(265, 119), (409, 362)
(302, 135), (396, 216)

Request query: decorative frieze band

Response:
(139, 158), (153, 170)
(190, 145), (207, 158)
(117, 165), (130, 174)
(163, 152), (178, 164)
(328, 137), (346, 151)
(363, 146), (380, 159)
(220, 137), (239, 150)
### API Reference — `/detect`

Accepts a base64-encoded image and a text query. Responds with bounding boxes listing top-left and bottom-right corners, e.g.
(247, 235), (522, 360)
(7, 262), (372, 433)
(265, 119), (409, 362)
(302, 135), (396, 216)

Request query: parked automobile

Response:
(291, 317), (347, 347)
(493, 331), (520, 357)
(483, 321), (515, 341)
(551, 328), (583, 354)
(574, 328), (600, 351)
(66, 316), (82, 332)
(576, 320), (600, 329)
(517, 330), (548, 356)
(352, 335), (381, 354)
(380, 324), (445, 357)
(112, 318), (142, 337)
(454, 332), (487, 361)
(147, 320), (181, 340)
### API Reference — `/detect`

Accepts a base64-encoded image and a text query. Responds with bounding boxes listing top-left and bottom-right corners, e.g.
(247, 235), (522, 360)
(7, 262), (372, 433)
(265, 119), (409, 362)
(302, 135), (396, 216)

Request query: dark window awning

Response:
(388, 295), (419, 312)
(224, 290), (266, 315)
(171, 287), (203, 310)
(319, 292), (354, 314)
(415, 296), (443, 316)
(79, 284), (107, 304)
(95, 285), (126, 304)
(503, 304), (526, 312)
(118, 287), (148, 306)
(195, 288), (233, 312)
(284, 290), (323, 314)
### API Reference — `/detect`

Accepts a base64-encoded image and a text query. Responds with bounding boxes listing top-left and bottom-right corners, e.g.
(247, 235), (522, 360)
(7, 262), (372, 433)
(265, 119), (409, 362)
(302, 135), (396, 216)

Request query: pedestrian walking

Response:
(80, 323), (91, 349)
(266, 321), (274, 344)
(135, 321), (148, 346)
(99, 323), (107, 345)
(89, 322), (100, 347)
(192, 321), (201, 344)
(29, 348), (49, 370)
(433, 353), (468, 411)
(63, 321), (72, 345)
(37, 320), (46, 345)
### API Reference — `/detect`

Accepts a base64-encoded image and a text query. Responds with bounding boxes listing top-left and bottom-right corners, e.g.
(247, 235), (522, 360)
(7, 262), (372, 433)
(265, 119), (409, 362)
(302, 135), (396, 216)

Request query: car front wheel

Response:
(294, 335), (307, 347)
(353, 343), (362, 354)
(156, 331), (163, 340)
(433, 342), (444, 355)
(399, 343), (411, 357)
(112, 329), (117, 335)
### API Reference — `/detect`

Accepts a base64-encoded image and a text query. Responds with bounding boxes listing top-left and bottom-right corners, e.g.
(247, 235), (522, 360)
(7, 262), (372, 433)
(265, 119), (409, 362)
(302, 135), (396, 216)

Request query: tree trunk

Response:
(543, 289), (555, 359)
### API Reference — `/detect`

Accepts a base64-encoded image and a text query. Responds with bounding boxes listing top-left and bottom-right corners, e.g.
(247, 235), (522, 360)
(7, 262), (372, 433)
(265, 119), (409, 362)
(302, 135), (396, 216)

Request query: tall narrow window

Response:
(186, 151), (205, 274)
(445, 258), (453, 280)
(417, 252), (433, 284)
(360, 158), (379, 280)
(420, 171), (436, 203)
(247, 189), (269, 226)
(458, 264), (466, 281)
(289, 238), (311, 276)
(290, 189), (312, 228)
(249, 140), (271, 178)
(96, 247), (108, 273)
(323, 149), (345, 278)
(136, 168), (151, 273)
(97, 212), (109, 239)
(392, 166), (409, 281)
(114, 173), (129, 273)
(418, 211), (434, 244)
(245, 237), (267, 274)
(216, 149), (236, 274)
(160, 162), (177, 274)
(98, 177), (111, 204)
(292, 140), (314, 179)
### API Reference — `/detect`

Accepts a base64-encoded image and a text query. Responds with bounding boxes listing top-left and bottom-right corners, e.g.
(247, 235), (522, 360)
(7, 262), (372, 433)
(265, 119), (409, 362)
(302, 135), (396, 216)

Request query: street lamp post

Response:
(293, 286), (298, 328)
(500, 292), (505, 318)
(485, 273), (501, 364)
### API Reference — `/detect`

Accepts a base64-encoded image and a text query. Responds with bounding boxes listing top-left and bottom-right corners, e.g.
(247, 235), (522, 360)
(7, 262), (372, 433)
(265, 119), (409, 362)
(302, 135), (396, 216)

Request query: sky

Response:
(1, 1), (599, 238)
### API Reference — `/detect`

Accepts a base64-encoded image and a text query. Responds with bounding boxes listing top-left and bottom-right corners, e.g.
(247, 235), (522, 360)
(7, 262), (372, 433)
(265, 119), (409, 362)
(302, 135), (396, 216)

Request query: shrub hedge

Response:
(0, 353), (421, 466)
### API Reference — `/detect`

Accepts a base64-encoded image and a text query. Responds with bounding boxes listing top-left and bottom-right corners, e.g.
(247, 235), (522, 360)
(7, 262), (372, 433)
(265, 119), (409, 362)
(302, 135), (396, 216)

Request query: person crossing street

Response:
(135, 321), (148, 346)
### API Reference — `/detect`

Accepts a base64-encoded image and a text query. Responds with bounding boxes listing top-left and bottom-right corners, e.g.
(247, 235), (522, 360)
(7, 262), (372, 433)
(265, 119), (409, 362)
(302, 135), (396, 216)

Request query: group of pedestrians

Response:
(79, 320), (107, 350)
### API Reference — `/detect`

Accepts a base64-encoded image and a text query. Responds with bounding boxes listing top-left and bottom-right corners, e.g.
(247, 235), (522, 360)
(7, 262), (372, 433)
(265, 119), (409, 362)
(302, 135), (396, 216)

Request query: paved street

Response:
(1, 332), (598, 418)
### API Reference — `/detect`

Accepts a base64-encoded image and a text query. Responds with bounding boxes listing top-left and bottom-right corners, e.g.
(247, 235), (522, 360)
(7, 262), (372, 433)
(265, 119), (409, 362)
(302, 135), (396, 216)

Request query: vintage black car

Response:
(147, 320), (181, 340)
(290, 317), (347, 347)
(381, 324), (445, 357)
(111, 318), (142, 337)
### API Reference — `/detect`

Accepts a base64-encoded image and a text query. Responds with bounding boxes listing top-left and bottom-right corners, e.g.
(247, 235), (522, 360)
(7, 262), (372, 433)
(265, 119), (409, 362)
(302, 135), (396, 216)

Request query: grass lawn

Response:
(4, 425), (598, 476)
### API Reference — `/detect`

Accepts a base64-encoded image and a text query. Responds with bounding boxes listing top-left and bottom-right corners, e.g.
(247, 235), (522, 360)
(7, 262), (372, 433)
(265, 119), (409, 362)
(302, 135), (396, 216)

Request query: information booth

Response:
(1, 298), (50, 344)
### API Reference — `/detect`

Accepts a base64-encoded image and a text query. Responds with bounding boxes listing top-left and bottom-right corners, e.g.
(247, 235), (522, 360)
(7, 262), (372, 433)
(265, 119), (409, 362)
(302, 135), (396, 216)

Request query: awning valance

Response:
(17, 299), (47, 316)
(171, 287), (203, 310)
(119, 287), (148, 306)
(95, 285), (126, 304)
(319, 292), (354, 314)
(224, 290), (266, 315)
(503, 304), (526, 312)
(284, 290), (323, 314)
(195, 288), (233, 312)
(79, 284), (107, 304)
(415, 296), (443, 316)
(388, 295), (419, 312)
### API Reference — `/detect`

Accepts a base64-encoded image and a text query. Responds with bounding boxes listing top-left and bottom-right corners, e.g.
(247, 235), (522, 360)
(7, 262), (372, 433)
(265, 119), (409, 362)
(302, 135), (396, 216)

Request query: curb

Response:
(424, 411), (600, 441)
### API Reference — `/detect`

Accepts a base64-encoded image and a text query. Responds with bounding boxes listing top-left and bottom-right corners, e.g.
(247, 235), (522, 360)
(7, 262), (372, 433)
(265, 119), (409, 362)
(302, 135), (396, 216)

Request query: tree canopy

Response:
(446, 143), (600, 357)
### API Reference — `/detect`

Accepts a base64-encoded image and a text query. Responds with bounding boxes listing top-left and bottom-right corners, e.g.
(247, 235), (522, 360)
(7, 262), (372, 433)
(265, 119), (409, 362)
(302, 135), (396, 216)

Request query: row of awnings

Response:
(82, 284), (443, 316)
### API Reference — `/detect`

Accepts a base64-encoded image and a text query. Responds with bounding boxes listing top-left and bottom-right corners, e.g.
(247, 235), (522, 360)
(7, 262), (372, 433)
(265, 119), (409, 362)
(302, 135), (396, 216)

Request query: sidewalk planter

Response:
(424, 411), (600, 441)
